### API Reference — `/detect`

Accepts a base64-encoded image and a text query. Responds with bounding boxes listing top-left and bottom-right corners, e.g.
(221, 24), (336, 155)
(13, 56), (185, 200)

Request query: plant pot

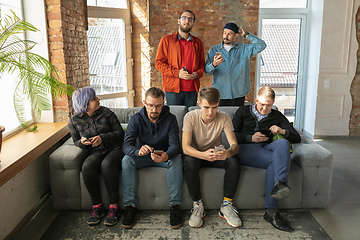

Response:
(0, 125), (4, 155)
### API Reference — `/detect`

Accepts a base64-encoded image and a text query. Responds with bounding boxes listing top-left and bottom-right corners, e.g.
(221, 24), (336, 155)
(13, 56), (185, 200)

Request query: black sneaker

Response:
(271, 180), (291, 200)
(170, 205), (182, 229)
(122, 206), (137, 229)
(104, 205), (120, 226)
(87, 204), (105, 225)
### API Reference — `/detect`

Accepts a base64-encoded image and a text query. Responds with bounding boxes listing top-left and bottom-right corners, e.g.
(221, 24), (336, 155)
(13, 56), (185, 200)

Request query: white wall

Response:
(313, 0), (358, 136)
(0, 146), (58, 239)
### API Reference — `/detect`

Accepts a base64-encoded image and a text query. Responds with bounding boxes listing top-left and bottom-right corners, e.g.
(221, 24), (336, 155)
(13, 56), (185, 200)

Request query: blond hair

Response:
(257, 86), (275, 101)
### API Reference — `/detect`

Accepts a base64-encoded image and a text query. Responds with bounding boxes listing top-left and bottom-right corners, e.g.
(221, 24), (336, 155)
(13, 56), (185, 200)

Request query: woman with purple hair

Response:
(68, 87), (124, 226)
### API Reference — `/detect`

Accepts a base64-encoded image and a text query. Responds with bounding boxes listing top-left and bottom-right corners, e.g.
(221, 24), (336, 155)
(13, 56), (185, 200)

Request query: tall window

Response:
(0, 0), (33, 136)
(87, 0), (134, 108)
(258, 0), (309, 128)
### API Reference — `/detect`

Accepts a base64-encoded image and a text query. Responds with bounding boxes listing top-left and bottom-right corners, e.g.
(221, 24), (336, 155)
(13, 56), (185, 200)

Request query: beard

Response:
(149, 113), (159, 121)
(223, 38), (233, 44)
(179, 24), (193, 33)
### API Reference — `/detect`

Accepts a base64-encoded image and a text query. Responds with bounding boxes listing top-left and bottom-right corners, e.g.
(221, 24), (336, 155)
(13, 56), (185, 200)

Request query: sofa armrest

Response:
(291, 139), (333, 208)
(49, 138), (88, 210)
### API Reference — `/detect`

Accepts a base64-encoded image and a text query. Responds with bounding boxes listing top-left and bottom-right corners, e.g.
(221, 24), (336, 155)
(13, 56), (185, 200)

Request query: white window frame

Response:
(258, 6), (310, 130)
(87, 3), (134, 107)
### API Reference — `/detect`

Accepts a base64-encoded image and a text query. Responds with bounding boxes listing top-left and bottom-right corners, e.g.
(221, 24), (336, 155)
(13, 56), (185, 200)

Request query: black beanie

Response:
(224, 23), (239, 34)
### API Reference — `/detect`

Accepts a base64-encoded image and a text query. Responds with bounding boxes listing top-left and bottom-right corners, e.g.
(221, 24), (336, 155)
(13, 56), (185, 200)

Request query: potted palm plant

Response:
(0, 10), (73, 137)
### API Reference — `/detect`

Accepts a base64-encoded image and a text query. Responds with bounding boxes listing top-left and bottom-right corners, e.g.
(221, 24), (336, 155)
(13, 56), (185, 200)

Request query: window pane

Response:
(87, 0), (127, 8)
(101, 97), (128, 108)
(0, 73), (33, 135)
(260, 19), (301, 123)
(260, 0), (307, 8)
(88, 18), (127, 95)
(0, 1), (32, 136)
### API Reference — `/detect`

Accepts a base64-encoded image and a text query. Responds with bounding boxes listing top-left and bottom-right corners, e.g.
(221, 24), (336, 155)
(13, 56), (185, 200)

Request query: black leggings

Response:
(183, 154), (241, 201)
(82, 148), (124, 205)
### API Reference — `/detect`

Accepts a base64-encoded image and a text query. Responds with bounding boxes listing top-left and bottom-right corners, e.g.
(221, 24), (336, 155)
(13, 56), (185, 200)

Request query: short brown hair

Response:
(199, 86), (220, 105)
(257, 86), (275, 101)
(145, 87), (165, 100)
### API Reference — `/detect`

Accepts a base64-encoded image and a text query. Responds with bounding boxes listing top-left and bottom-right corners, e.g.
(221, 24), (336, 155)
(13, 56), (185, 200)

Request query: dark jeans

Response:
(238, 139), (291, 209)
(165, 91), (198, 108)
(82, 148), (124, 205)
(219, 97), (245, 107)
(183, 154), (241, 201)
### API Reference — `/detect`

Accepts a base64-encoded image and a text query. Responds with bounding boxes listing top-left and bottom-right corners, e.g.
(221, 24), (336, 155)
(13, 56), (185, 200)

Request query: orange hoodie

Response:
(155, 32), (205, 93)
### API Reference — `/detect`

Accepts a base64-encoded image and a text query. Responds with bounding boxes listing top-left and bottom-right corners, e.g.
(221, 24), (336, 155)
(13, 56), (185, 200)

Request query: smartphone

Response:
(153, 150), (164, 155)
(81, 137), (91, 144)
(215, 52), (222, 57)
(214, 146), (225, 152)
(260, 129), (271, 137)
(182, 67), (190, 73)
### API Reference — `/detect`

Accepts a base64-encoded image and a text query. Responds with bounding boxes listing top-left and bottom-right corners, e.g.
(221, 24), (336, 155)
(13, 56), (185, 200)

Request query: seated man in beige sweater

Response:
(182, 86), (242, 228)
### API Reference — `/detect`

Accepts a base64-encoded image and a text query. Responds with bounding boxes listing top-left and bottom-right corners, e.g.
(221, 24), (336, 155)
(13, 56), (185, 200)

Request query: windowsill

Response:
(0, 122), (69, 187)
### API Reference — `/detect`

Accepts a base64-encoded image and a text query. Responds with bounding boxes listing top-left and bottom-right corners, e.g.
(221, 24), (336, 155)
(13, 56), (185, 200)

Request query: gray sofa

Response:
(49, 106), (333, 210)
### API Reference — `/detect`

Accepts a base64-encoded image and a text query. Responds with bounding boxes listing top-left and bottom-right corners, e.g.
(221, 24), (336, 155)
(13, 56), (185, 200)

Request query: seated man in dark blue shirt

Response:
(232, 86), (301, 232)
(121, 87), (183, 229)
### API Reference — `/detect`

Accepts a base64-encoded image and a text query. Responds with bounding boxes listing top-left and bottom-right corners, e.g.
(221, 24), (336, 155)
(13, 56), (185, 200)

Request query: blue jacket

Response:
(205, 34), (266, 99)
(123, 105), (180, 159)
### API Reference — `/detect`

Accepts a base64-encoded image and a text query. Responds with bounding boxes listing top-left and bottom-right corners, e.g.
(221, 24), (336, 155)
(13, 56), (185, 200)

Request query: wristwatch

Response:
(244, 32), (249, 38)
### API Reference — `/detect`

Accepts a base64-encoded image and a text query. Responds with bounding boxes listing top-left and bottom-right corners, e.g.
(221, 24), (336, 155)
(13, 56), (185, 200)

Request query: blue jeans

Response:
(165, 91), (198, 108)
(237, 139), (291, 209)
(122, 154), (183, 207)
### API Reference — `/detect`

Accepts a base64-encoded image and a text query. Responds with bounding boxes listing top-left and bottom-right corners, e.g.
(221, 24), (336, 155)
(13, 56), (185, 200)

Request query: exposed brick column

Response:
(46, 0), (90, 120)
(130, 0), (150, 107)
(349, 6), (360, 135)
(149, 0), (259, 103)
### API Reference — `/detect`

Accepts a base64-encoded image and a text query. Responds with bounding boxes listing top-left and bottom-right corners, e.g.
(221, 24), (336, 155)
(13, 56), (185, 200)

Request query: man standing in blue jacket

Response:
(205, 22), (266, 106)
(121, 87), (183, 229)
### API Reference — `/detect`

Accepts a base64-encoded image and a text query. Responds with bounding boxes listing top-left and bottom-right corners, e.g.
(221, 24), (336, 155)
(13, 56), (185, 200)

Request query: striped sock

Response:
(223, 197), (233, 207)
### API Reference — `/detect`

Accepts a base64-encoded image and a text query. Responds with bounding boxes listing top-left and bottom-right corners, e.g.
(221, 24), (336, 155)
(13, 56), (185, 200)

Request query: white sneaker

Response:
(189, 201), (206, 228)
(219, 203), (242, 227)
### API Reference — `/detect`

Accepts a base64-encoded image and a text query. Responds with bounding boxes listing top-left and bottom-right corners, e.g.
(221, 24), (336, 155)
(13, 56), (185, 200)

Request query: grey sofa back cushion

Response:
(168, 106), (188, 131)
(110, 107), (142, 123)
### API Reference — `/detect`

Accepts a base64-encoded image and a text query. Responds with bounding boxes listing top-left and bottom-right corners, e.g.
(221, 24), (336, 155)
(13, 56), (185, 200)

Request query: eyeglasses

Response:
(180, 16), (194, 22)
(145, 102), (164, 110)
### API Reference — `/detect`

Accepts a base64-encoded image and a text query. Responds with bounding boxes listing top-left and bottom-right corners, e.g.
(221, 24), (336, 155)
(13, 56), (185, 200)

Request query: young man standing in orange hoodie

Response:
(155, 10), (205, 108)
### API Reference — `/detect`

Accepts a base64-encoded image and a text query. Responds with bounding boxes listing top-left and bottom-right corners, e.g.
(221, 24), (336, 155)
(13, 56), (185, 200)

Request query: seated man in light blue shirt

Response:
(205, 22), (266, 106)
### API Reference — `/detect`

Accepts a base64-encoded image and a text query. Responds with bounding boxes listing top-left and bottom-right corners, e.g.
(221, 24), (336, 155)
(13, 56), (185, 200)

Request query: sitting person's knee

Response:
(274, 138), (290, 148)
(121, 155), (135, 169)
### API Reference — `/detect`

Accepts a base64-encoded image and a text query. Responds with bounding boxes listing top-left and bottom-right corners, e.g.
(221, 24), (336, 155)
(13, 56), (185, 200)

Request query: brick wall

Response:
(46, 0), (90, 120)
(349, 6), (360, 135)
(45, 0), (259, 111)
(149, 0), (259, 104)
(130, 0), (151, 107)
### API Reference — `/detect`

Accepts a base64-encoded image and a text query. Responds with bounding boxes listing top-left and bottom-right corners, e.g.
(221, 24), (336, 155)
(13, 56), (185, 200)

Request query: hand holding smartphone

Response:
(214, 145), (225, 152)
(153, 150), (164, 155)
(260, 129), (272, 138)
(182, 67), (190, 73)
(81, 137), (91, 144)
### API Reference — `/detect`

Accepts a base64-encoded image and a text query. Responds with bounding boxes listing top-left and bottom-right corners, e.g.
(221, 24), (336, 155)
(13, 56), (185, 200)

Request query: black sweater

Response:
(232, 105), (301, 144)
